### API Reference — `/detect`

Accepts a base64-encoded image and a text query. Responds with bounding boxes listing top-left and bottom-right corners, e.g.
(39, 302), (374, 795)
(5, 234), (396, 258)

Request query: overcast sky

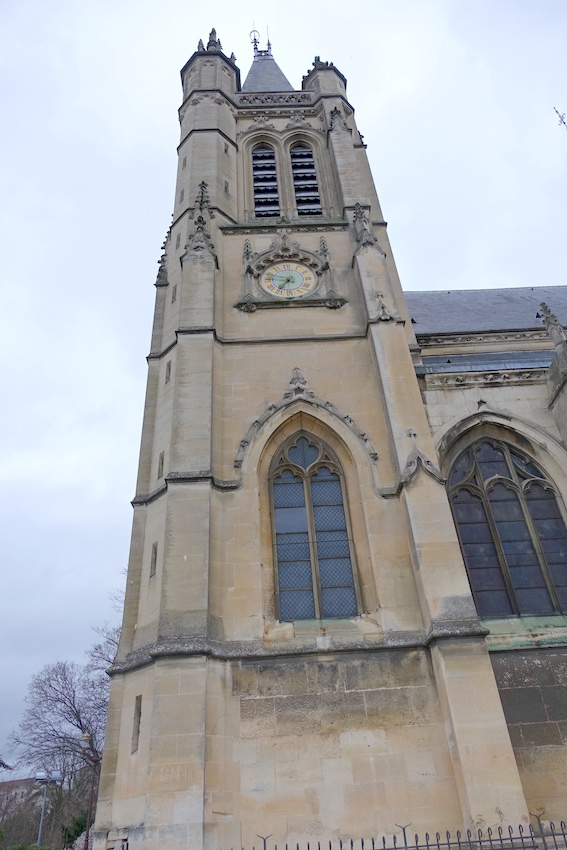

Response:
(1, 0), (566, 765)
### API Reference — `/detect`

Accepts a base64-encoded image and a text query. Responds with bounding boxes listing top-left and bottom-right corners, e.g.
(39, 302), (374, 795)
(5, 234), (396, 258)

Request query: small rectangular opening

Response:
(157, 451), (164, 479)
(171, 284), (177, 303)
(131, 695), (142, 753)
(150, 542), (157, 577)
(165, 360), (171, 384)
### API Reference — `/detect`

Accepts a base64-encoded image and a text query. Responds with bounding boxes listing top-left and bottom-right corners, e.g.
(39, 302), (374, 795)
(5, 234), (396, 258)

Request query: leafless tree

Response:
(10, 660), (107, 778)
(85, 623), (121, 674)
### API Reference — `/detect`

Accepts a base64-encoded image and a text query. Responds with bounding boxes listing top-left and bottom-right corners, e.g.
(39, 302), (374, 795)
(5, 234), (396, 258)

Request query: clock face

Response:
(259, 262), (317, 299)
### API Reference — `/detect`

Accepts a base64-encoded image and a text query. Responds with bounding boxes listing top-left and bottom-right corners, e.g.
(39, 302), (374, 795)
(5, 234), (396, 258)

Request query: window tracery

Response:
(270, 432), (359, 620)
(448, 438), (567, 618)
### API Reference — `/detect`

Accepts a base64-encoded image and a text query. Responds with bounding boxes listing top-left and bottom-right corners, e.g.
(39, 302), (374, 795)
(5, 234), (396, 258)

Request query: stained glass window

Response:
(448, 438), (567, 618)
(271, 433), (359, 620)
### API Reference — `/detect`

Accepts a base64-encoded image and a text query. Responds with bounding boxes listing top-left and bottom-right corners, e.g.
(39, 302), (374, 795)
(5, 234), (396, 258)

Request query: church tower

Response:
(93, 31), (532, 850)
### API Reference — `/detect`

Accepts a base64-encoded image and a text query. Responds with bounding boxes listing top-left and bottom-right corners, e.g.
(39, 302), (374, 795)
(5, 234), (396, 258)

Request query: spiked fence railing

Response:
(221, 821), (567, 850)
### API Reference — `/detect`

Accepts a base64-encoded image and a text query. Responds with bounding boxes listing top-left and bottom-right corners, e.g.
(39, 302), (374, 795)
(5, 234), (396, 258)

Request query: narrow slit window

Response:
(131, 695), (142, 753)
(252, 144), (280, 218)
(290, 143), (322, 216)
(165, 360), (171, 384)
(270, 432), (359, 621)
(157, 451), (164, 479)
(449, 438), (567, 618)
(150, 542), (158, 577)
(171, 284), (177, 303)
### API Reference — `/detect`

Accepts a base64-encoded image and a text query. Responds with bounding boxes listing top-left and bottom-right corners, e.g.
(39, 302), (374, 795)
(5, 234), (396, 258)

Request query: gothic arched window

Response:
(290, 142), (322, 216)
(252, 144), (280, 217)
(270, 433), (359, 621)
(448, 438), (567, 618)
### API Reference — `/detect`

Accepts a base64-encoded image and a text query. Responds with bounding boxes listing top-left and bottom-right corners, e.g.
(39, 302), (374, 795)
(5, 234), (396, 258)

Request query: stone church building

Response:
(93, 31), (567, 850)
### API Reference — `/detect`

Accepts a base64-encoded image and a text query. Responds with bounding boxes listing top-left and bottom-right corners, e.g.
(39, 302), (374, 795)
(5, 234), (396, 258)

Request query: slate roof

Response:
(242, 53), (294, 92)
(405, 286), (567, 335)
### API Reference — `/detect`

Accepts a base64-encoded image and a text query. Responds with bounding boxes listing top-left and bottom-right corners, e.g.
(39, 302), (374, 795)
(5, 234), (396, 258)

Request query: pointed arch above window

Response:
(270, 432), (360, 621)
(252, 144), (280, 217)
(448, 437), (567, 618)
(290, 142), (322, 216)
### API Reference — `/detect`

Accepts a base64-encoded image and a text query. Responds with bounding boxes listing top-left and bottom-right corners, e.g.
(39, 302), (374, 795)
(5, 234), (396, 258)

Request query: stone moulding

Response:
(416, 329), (550, 348)
(422, 369), (548, 389)
(221, 222), (349, 235)
(235, 292), (347, 312)
(399, 429), (446, 487)
(237, 92), (314, 106)
(109, 620), (489, 676)
(233, 366), (379, 471)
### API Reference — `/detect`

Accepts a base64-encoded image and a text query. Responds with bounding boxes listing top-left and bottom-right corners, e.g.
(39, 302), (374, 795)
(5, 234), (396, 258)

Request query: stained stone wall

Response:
(216, 649), (462, 846)
(491, 649), (567, 823)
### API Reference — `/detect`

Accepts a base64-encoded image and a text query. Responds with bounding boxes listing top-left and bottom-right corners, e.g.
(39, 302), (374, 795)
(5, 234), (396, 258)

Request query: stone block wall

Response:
(219, 649), (462, 846)
(491, 649), (567, 823)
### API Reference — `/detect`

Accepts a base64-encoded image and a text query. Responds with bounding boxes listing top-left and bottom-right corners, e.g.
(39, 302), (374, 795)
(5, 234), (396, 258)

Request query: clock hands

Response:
(274, 272), (300, 290)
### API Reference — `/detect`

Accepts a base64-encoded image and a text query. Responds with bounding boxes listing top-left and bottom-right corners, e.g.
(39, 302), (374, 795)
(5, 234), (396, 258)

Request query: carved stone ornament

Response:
(234, 232), (347, 311)
(207, 29), (222, 51)
(540, 302), (567, 350)
(423, 370), (548, 390)
(237, 92), (313, 107)
(248, 115), (275, 131)
(285, 114), (313, 130)
(182, 215), (218, 267)
(373, 291), (402, 323)
(399, 430), (445, 487)
(417, 330), (550, 348)
(329, 106), (348, 131)
(353, 203), (380, 253)
(155, 253), (168, 287)
(233, 368), (379, 470)
(189, 181), (215, 220)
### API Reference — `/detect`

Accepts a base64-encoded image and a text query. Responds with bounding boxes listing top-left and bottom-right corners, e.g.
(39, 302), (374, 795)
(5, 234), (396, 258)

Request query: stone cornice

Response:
(109, 622), (488, 676)
(416, 329), (550, 349)
(422, 369), (548, 390)
(220, 221), (350, 235)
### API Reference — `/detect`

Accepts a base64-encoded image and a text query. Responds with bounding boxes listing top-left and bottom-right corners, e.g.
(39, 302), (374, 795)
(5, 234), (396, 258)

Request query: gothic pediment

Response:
(235, 232), (347, 311)
(247, 230), (326, 277)
(234, 368), (379, 471)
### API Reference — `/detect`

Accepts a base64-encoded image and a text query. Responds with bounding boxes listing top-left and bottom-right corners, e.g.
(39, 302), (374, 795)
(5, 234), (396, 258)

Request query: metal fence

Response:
(222, 822), (567, 850)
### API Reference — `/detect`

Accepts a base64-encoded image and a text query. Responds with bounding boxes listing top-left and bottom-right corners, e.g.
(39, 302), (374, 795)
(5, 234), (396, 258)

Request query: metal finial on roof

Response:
(249, 28), (272, 58)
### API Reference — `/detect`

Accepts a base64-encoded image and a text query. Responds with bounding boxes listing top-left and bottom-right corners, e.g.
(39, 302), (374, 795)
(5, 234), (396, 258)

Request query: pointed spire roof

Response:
(242, 37), (294, 92)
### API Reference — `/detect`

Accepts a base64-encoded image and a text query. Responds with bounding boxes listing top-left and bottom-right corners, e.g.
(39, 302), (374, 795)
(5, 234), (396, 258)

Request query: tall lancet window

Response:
(448, 438), (567, 618)
(290, 143), (322, 216)
(252, 144), (280, 217)
(270, 433), (359, 621)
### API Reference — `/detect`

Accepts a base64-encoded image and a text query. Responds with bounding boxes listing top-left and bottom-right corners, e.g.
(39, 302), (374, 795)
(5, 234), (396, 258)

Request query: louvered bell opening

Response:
(291, 145), (322, 216)
(252, 146), (280, 217)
